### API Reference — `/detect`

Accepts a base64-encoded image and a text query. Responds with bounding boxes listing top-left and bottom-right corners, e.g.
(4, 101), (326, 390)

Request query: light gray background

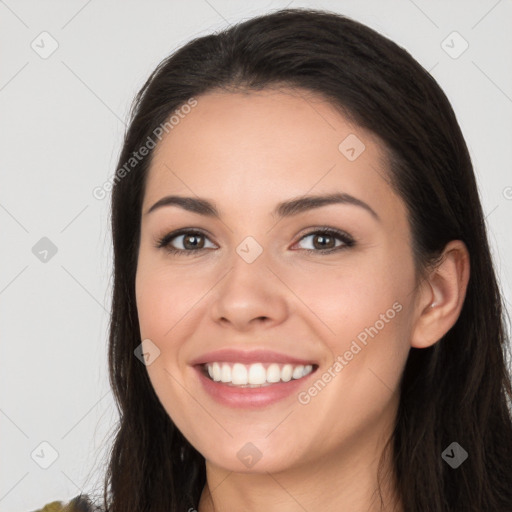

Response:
(1, 1), (511, 510)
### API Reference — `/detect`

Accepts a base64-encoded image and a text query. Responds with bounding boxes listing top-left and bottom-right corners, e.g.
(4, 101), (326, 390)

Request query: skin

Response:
(135, 88), (470, 512)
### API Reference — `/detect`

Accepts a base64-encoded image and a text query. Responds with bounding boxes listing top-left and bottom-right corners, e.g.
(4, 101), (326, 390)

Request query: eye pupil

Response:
(184, 234), (204, 249)
(314, 234), (334, 249)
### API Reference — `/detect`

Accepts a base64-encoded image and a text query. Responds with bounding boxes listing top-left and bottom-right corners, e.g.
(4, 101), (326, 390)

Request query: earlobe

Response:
(410, 240), (470, 349)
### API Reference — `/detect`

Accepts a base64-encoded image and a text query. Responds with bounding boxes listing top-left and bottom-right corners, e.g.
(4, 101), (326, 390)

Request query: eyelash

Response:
(155, 227), (355, 256)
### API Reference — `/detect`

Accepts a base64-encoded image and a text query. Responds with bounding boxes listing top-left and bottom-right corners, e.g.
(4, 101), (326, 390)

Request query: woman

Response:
(35, 7), (512, 512)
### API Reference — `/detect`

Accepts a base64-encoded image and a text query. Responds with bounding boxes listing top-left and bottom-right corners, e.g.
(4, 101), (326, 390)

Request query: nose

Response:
(209, 250), (289, 332)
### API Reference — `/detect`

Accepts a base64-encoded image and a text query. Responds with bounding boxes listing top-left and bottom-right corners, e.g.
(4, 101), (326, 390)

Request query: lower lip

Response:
(193, 365), (317, 408)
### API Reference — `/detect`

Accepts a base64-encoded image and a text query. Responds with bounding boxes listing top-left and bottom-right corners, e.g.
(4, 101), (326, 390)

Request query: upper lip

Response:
(189, 348), (318, 366)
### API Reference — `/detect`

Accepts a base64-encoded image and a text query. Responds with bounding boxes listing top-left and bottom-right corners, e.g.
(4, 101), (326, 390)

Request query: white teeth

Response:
(220, 363), (231, 383)
(292, 365), (304, 379)
(204, 361), (315, 386)
(266, 363), (281, 383)
(231, 363), (248, 385)
(248, 363), (267, 385)
(281, 364), (293, 382)
(212, 362), (221, 382)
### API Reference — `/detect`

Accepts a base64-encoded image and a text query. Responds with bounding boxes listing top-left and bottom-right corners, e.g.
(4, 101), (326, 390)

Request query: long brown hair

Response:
(103, 8), (512, 511)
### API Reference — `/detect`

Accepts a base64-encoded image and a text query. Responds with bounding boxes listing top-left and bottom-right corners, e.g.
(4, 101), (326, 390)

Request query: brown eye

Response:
(182, 233), (205, 250)
(294, 228), (355, 253)
(312, 233), (336, 250)
(156, 229), (216, 256)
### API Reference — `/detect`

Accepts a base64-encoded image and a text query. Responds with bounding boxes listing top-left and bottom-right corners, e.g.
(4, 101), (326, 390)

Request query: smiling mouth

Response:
(198, 361), (319, 388)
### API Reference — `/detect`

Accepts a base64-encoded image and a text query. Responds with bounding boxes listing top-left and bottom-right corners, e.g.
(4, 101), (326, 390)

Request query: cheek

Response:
(288, 256), (406, 335)
(293, 276), (410, 446)
(134, 264), (200, 428)
(135, 260), (204, 340)
(288, 253), (412, 386)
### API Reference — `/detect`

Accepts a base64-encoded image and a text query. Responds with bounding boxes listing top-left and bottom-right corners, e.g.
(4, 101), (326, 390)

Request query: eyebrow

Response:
(145, 192), (380, 222)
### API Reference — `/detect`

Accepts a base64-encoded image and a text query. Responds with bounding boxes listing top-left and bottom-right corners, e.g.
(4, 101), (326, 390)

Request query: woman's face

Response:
(135, 88), (420, 473)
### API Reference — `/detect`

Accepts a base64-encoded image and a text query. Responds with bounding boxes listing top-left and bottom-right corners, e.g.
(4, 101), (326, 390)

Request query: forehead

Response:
(143, 89), (403, 224)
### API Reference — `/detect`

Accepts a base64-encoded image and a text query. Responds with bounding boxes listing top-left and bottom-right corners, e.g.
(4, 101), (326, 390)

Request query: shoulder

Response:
(31, 494), (102, 512)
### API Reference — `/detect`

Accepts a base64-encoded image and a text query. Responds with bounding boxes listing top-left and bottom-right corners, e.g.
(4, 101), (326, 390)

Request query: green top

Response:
(31, 501), (69, 512)
(31, 494), (98, 512)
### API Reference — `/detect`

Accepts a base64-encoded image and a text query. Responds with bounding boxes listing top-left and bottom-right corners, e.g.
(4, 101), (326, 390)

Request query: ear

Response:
(410, 240), (470, 349)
